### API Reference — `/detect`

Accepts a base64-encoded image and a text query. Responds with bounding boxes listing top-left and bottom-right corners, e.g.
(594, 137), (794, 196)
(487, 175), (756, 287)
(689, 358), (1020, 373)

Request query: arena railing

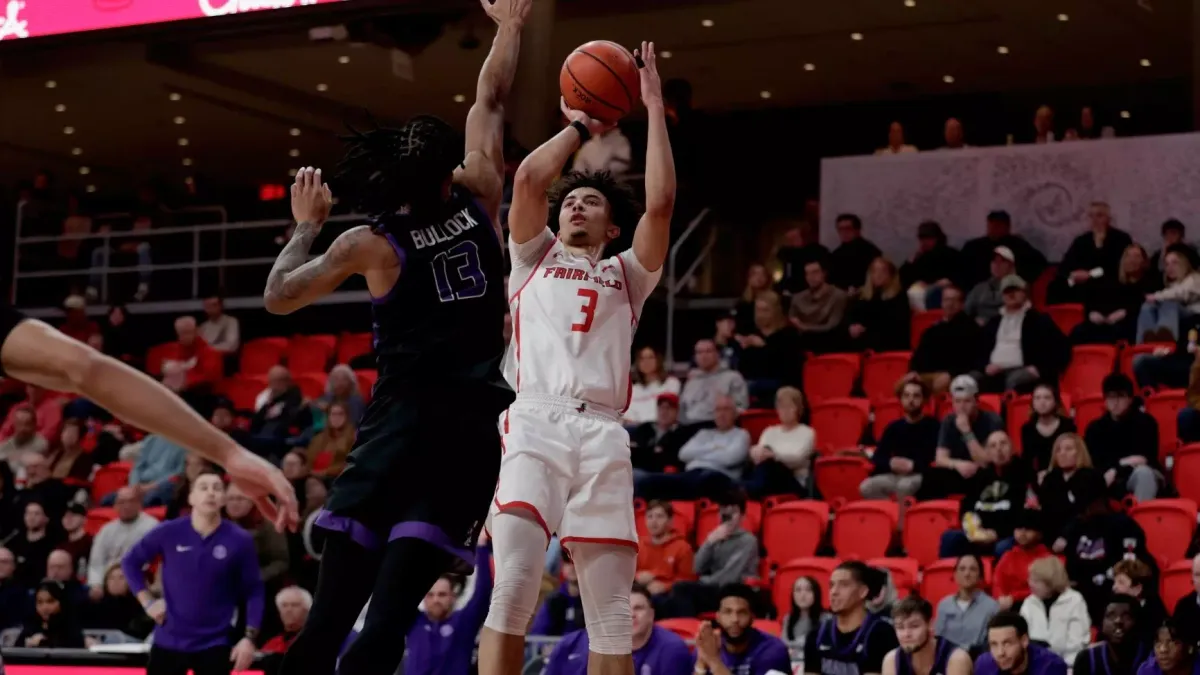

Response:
(665, 207), (715, 367)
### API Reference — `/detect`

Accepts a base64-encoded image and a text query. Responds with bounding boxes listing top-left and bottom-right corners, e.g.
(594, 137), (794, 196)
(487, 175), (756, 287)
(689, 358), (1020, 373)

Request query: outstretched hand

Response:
(560, 97), (614, 137)
(634, 41), (663, 108)
(224, 449), (300, 533)
(481, 0), (532, 26)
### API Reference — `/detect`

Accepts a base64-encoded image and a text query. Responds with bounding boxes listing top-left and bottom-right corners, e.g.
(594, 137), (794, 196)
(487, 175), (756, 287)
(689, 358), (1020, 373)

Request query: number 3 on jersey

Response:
(432, 241), (487, 302)
(571, 288), (598, 333)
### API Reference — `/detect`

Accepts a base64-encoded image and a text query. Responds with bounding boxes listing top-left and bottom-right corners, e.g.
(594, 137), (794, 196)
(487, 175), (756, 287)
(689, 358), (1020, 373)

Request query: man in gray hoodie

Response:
(660, 489), (760, 618)
(635, 395), (749, 501)
(680, 340), (749, 426)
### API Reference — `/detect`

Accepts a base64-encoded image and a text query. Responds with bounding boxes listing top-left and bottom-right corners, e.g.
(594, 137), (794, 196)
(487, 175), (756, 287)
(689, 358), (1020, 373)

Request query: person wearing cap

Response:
(1052, 201), (1134, 304)
(1082, 373), (1162, 502)
(629, 392), (690, 477)
(900, 220), (962, 311)
(992, 510), (1053, 611)
(960, 210), (1047, 291)
(971, 275), (1070, 394)
(965, 246), (1018, 324)
(931, 375), (1004, 496)
(1138, 243), (1200, 344)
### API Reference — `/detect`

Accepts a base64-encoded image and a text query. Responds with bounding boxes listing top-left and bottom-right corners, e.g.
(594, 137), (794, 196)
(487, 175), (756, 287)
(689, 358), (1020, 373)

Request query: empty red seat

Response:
(1130, 499), (1198, 568)
(337, 332), (374, 365)
(772, 557), (840, 615)
(868, 557), (919, 592)
(656, 618), (702, 641)
(1173, 444), (1200, 504)
(220, 374), (268, 412)
(287, 335), (336, 372)
(803, 354), (861, 404)
(814, 456), (872, 507)
(1073, 395), (1107, 433)
(1060, 345), (1116, 400)
(91, 462), (132, 503)
(862, 352), (912, 404)
(1161, 559), (1194, 611)
(911, 310), (943, 349)
(811, 398), (870, 452)
(904, 500), (961, 568)
(292, 372), (328, 400)
(761, 500), (830, 563)
(832, 500), (898, 560)
(671, 500), (698, 540)
(752, 619), (783, 637)
(85, 507), (117, 536)
(872, 398), (904, 441)
(354, 369), (379, 401)
(240, 337), (289, 375)
(739, 409), (780, 445)
(1047, 304), (1085, 336)
(1147, 390), (1188, 465)
(920, 558), (959, 603)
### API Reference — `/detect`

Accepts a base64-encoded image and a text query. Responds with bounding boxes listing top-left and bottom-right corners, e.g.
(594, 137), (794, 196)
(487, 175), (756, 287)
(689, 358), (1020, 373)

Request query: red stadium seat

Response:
(773, 557), (840, 615)
(904, 500), (961, 568)
(810, 398), (870, 453)
(354, 369), (379, 401)
(753, 619), (783, 637)
(671, 501), (698, 540)
(287, 335), (336, 373)
(1047, 304), (1085, 336)
(832, 501), (898, 560)
(145, 506), (167, 521)
(1161, 559), (1194, 611)
(292, 372), (328, 400)
(657, 618), (702, 641)
(739, 409), (780, 445)
(803, 354), (861, 404)
(337, 332), (374, 365)
(761, 500), (830, 563)
(1147, 390), (1188, 465)
(1060, 345), (1117, 400)
(862, 352), (912, 404)
(920, 558), (959, 604)
(1173, 444), (1200, 504)
(868, 557), (919, 592)
(145, 342), (175, 377)
(85, 507), (116, 536)
(1121, 343), (1175, 383)
(1130, 499), (1198, 568)
(240, 337), (289, 375)
(1073, 395), (1107, 433)
(696, 501), (763, 542)
(635, 500), (647, 538)
(91, 462), (132, 503)
(220, 374), (268, 412)
(911, 311), (943, 350)
(872, 398), (904, 441)
(1030, 267), (1056, 311)
(814, 455), (872, 507)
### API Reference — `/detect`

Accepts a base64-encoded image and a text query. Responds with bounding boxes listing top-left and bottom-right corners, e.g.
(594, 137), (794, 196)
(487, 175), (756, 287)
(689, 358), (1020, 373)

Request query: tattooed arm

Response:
(263, 224), (372, 315)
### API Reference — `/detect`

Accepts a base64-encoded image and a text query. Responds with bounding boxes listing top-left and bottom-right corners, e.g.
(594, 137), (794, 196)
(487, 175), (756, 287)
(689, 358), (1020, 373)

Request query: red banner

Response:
(0, 0), (345, 42)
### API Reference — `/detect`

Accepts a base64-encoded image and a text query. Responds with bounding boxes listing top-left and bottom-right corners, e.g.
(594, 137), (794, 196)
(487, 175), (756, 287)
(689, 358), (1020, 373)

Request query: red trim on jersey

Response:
(508, 238), (557, 304)
(616, 255), (636, 414)
(561, 535), (639, 553)
(493, 498), (551, 540)
(509, 239), (556, 394)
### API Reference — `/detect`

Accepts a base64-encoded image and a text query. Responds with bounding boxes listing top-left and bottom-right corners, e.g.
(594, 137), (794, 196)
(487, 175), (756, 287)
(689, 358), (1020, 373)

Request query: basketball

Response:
(560, 41), (641, 124)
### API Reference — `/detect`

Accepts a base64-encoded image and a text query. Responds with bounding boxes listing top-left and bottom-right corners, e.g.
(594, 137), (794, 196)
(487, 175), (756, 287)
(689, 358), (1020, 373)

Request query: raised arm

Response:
(265, 167), (371, 315)
(456, 0), (531, 225)
(630, 42), (675, 273)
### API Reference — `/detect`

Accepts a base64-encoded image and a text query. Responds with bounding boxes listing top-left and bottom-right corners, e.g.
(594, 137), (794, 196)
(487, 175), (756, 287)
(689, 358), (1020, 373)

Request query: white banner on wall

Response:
(819, 133), (1200, 262)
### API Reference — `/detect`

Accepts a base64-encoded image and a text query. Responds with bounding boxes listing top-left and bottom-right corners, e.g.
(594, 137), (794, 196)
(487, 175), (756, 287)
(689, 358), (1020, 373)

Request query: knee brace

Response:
(568, 542), (637, 655)
(483, 511), (548, 636)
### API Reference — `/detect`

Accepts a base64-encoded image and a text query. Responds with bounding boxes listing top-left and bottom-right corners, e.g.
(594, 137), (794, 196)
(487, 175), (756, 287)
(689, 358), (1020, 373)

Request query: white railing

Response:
(664, 207), (715, 366)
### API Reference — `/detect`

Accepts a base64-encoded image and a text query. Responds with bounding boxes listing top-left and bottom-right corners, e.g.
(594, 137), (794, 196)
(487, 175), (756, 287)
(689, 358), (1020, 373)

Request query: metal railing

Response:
(665, 207), (715, 366)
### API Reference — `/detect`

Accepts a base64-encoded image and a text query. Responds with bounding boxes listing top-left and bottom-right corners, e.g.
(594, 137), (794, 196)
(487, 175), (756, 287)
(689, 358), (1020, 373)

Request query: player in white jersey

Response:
(479, 42), (675, 675)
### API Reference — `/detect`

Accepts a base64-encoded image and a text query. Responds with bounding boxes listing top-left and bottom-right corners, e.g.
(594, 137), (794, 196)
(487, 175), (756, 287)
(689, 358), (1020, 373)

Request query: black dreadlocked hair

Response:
(334, 115), (463, 220)
(547, 170), (642, 238)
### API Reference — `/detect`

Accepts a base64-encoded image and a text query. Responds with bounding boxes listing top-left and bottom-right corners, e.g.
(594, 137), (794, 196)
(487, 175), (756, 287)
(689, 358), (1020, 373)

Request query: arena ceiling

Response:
(0, 0), (1189, 195)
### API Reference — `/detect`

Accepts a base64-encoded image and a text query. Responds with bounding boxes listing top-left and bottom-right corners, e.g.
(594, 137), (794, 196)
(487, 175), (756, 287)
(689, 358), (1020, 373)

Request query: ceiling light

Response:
(701, 19), (714, 27)
(316, 83), (329, 92)
(54, 104), (66, 113)
(290, 128), (301, 136)
(182, 158), (193, 166)
(1057, 13), (1069, 21)
(804, 63), (816, 71)
(79, 167), (90, 175)
(71, 147), (82, 156)
(453, 94), (466, 103)
(943, 75), (955, 83)
(184, 177), (194, 185)
(997, 45), (1010, 54)
(1120, 110), (1131, 119)
(173, 116), (186, 125)
(45, 80), (56, 88)
(904, 0), (916, 6)
(289, 168), (299, 177)
(850, 32), (864, 41)
(338, 55), (351, 64)
(63, 126), (75, 135)
(759, 91), (772, 99)
(169, 92), (182, 101)
(660, 50), (673, 59)
(178, 138), (189, 146)
(289, 149), (300, 157)
(1140, 58), (1152, 67)
(85, 185), (95, 193)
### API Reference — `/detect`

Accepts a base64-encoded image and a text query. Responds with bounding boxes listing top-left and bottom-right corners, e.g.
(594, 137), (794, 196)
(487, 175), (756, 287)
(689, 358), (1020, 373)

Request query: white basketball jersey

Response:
(505, 229), (660, 411)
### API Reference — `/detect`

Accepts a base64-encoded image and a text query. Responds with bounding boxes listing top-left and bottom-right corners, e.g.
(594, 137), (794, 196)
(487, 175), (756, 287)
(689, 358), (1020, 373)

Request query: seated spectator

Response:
(262, 586), (311, 654)
(546, 585), (692, 675)
(58, 503), (91, 579)
(635, 501), (695, 599)
(0, 546), (32, 629)
(695, 583), (792, 675)
(314, 365), (366, 425)
(972, 276), (1070, 394)
(876, 122), (919, 156)
(198, 295), (240, 355)
(1020, 556), (1091, 664)
(960, 211), (1047, 291)
(86, 486), (160, 590)
(1170, 554), (1200, 628)
(1035, 433), (1103, 543)
(636, 396), (749, 501)
(714, 312), (741, 370)
(931, 375), (1003, 497)
(1052, 202), (1134, 304)
(305, 401), (355, 478)
(900, 220), (962, 311)
(829, 214), (884, 291)
(789, 259), (849, 354)
(0, 405), (47, 478)
(0, 384), (63, 444)
(1111, 559), (1167, 640)
(992, 512), (1053, 611)
(861, 379), (938, 502)
(904, 285), (981, 395)
(404, 533), (493, 675)
(939, 431), (1028, 558)
(661, 490), (759, 618)
(1073, 244), (1158, 345)
(14, 454), (72, 521)
(974, 612), (1068, 675)
(804, 561), (899, 675)
(777, 223), (831, 296)
(1021, 384), (1076, 475)
(251, 365), (307, 458)
(154, 316), (222, 390)
(1139, 244), (1200, 343)
(58, 294), (100, 343)
(1139, 619), (1197, 675)
(745, 386), (814, 498)
(44, 549), (87, 612)
(104, 432), (186, 507)
(733, 263), (776, 335)
(1083, 374), (1162, 502)
(885, 597), (974, 675)
(629, 393), (690, 478)
(1150, 220), (1196, 271)
(626, 347), (681, 427)
(847, 257), (912, 353)
(82, 563), (150, 637)
(965, 247), (1019, 324)
(678, 340), (749, 426)
(530, 561), (583, 636)
(46, 418), (91, 483)
(101, 304), (134, 363)
(10, 500), (60, 587)
(736, 291), (805, 404)
(18, 580), (85, 648)
(781, 576), (829, 653)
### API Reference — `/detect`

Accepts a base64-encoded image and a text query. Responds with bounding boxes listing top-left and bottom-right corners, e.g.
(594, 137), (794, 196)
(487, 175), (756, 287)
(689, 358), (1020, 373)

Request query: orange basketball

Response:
(560, 41), (641, 124)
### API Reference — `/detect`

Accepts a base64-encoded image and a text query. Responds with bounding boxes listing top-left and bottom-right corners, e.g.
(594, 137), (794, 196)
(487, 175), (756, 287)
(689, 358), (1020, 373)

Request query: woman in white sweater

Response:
(745, 386), (815, 498)
(1137, 245), (1200, 343)
(1019, 556), (1091, 664)
(625, 346), (681, 427)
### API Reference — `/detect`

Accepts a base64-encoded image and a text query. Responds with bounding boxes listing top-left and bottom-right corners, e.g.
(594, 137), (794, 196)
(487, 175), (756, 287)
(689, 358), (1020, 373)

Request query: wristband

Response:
(962, 432), (976, 443)
(570, 120), (592, 144)
(244, 627), (259, 641)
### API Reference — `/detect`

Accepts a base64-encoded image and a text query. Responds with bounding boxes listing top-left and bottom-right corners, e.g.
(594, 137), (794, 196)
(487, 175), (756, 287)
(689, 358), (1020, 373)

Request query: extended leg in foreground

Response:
(479, 511), (549, 675)
(571, 541), (638, 675)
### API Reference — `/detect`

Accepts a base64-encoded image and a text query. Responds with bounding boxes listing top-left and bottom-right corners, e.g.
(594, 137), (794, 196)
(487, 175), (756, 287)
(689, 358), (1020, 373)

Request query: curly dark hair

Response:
(334, 115), (462, 219)
(546, 170), (642, 236)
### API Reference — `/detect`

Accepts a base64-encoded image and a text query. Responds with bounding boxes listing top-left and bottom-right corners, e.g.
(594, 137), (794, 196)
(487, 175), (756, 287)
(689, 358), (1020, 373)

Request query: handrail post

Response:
(665, 207), (712, 366)
(12, 200), (24, 304)
(192, 230), (200, 299)
(100, 232), (109, 304)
